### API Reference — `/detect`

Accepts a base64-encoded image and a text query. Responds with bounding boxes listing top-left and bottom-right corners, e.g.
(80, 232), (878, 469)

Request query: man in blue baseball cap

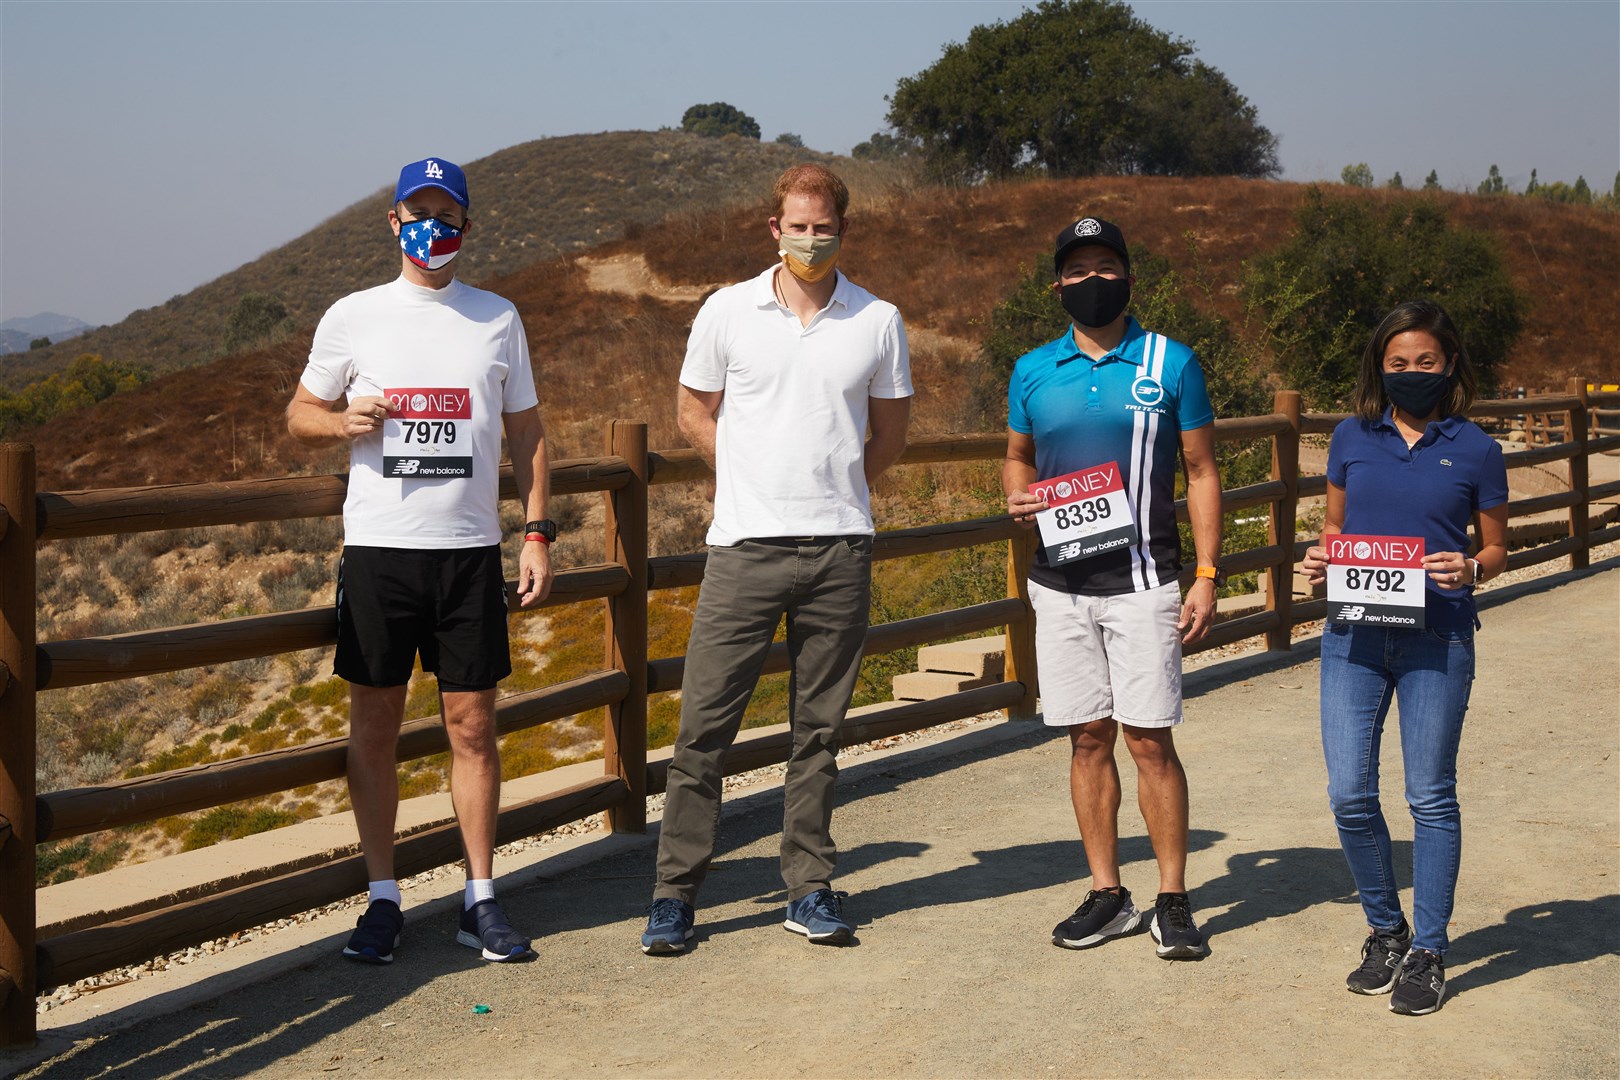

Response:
(287, 156), (556, 966)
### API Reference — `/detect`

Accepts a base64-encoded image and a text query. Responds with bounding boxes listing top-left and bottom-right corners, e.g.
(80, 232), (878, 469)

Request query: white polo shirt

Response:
(680, 266), (912, 546)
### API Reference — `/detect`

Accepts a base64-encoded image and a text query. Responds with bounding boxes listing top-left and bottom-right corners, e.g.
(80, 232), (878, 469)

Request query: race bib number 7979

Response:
(383, 387), (473, 479)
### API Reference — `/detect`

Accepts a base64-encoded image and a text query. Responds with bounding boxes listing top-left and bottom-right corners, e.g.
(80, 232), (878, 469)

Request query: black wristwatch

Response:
(523, 519), (558, 544)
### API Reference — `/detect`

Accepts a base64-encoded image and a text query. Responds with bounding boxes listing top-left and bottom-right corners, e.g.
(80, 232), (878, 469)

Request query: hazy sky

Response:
(2, 0), (1615, 326)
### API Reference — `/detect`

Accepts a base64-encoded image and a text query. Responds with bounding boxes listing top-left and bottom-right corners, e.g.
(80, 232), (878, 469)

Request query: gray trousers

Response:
(654, 536), (873, 904)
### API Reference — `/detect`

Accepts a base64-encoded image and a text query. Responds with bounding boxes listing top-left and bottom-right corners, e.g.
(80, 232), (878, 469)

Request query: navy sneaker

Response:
(343, 898), (403, 964)
(1148, 892), (1208, 959)
(641, 897), (696, 955)
(1390, 948), (1447, 1015)
(456, 898), (533, 962)
(784, 889), (854, 945)
(1347, 920), (1412, 995)
(1052, 887), (1141, 949)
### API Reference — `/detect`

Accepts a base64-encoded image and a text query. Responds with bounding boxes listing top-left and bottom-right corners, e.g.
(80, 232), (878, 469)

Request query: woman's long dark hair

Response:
(1352, 300), (1478, 421)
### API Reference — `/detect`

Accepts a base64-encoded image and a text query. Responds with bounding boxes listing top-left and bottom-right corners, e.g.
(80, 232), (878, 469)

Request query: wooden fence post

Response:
(0, 444), (36, 1047)
(1567, 377), (1590, 571)
(1266, 391), (1302, 651)
(603, 421), (648, 833)
(1003, 528), (1038, 720)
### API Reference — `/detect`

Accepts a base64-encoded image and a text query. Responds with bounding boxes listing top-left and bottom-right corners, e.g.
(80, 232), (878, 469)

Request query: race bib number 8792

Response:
(383, 387), (472, 479)
(1326, 533), (1425, 628)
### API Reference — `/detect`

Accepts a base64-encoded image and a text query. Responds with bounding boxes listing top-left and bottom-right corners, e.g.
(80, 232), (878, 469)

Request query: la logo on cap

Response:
(1075, 219), (1102, 237)
(424, 160), (445, 180)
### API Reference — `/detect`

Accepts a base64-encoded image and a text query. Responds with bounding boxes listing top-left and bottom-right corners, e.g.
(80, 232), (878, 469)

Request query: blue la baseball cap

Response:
(395, 157), (469, 208)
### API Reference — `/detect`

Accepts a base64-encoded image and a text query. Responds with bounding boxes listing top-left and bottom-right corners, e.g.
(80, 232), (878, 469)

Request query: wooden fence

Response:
(2, 380), (1617, 1044)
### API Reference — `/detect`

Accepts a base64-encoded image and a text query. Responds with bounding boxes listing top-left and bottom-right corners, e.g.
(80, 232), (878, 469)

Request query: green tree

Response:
(28, 336), (50, 350)
(1340, 163), (1374, 188)
(1423, 170), (1441, 190)
(886, 0), (1278, 183)
(851, 131), (916, 161)
(680, 102), (761, 139)
(223, 292), (293, 355)
(773, 132), (804, 148)
(1476, 163), (1506, 195)
(1573, 175), (1591, 203)
(1524, 168), (1538, 195)
(1386, 171), (1404, 190)
(1247, 187), (1524, 407)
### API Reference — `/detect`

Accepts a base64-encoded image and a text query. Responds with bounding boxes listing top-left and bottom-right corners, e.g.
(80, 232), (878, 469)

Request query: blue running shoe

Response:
(457, 898), (533, 962)
(641, 897), (695, 955)
(343, 899), (403, 964)
(784, 889), (853, 945)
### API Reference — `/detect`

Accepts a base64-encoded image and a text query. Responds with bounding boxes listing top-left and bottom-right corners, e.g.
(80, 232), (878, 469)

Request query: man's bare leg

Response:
(443, 688), (500, 881)
(1069, 718), (1122, 888)
(348, 684), (409, 882)
(1122, 724), (1189, 894)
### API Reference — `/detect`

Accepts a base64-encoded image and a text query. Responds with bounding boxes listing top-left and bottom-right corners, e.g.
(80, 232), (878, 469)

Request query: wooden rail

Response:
(1, 379), (1615, 1042)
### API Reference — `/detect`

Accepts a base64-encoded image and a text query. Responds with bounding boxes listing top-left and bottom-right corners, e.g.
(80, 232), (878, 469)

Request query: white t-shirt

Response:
(300, 276), (538, 549)
(679, 266), (912, 546)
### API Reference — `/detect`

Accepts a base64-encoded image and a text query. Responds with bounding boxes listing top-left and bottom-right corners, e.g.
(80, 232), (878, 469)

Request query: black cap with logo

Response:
(1054, 217), (1130, 276)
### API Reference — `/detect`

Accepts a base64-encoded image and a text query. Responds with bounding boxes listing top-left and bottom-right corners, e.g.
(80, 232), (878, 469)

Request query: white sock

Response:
(368, 880), (402, 907)
(465, 879), (495, 910)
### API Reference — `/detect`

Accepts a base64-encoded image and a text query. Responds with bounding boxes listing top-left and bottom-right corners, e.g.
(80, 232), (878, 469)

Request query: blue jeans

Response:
(1319, 622), (1475, 955)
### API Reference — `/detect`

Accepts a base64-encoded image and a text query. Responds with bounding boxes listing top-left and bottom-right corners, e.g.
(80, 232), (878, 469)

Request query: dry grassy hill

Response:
(28, 170), (1619, 494)
(5, 130), (903, 389)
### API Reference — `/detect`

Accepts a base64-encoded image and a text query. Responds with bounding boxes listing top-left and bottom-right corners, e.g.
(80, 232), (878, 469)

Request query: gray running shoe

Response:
(1052, 887), (1141, 949)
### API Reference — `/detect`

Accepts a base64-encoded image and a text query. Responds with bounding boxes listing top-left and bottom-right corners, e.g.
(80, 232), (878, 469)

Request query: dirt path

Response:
(9, 566), (1617, 1079)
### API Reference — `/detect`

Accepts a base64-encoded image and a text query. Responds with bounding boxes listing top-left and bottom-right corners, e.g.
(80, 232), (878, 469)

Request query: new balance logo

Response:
(1059, 541), (1084, 561)
(395, 460), (421, 475)
(424, 160), (444, 179)
(1340, 605), (1366, 621)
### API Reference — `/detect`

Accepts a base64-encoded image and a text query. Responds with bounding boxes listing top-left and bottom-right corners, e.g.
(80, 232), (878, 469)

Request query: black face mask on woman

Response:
(1060, 276), (1131, 329)
(1382, 371), (1452, 418)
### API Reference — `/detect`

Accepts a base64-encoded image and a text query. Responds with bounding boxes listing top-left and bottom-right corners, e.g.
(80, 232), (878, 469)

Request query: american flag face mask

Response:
(398, 216), (463, 271)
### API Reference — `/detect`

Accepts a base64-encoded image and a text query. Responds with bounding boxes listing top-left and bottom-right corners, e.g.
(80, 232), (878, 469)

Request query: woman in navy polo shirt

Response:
(1302, 300), (1508, 1016)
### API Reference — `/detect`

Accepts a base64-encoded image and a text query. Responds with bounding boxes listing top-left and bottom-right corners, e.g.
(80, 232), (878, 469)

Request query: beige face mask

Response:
(778, 232), (841, 283)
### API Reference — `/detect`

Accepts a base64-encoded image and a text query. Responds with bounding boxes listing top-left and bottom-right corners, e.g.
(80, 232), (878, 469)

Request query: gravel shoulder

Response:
(6, 560), (1617, 1079)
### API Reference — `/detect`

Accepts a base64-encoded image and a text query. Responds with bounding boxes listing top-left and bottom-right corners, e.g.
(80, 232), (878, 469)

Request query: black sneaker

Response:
(457, 898), (533, 962)
(1052, 887), (1141, 949)
(641, 897), (696, 956)
(1346, 920), (1412, 995)
(343, 898), (403, 964)
(1390, 948), (1446, 1015)
(1149, 892), (1208, 959)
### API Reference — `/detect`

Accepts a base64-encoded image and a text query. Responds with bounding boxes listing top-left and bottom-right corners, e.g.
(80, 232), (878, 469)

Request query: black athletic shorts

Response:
(334, 545), (511, 692)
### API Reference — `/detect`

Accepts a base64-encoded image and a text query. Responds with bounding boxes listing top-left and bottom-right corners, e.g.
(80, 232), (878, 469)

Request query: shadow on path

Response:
(1447, 894), (1620, 1001)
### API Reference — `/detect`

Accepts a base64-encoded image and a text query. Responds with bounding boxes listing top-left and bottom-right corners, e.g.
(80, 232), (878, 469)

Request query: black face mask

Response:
(1382, 371), (1451, 418)
(1060, 276), (1131, 329)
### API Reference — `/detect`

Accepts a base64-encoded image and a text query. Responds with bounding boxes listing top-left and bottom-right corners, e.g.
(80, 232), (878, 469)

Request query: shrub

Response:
(1246, 186), (1524, 406)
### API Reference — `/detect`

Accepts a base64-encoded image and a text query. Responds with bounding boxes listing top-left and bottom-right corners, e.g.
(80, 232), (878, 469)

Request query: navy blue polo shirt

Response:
(1327, 411), (1508, 629)
(1009, 318), (1213, 595)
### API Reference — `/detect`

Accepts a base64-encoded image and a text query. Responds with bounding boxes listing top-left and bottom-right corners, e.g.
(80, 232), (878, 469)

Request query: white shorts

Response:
(1029, 579), (1184, 729)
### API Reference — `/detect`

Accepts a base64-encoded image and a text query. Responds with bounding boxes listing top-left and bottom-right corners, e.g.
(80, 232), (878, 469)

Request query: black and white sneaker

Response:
(1149, 892), (1208, 959)
(1346, 920), (1412, 995)
(1052, 887), (1141, 949)
(1390, 948), (1446, 1015)
(342, 899), (403, 964)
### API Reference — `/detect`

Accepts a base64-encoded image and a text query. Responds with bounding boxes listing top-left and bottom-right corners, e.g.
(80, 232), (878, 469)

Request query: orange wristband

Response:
(1195, 566), (1218, 580)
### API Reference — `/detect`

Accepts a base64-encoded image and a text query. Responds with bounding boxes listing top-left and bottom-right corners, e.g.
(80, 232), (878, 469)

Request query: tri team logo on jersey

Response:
(1128, 375), (1168, 414)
